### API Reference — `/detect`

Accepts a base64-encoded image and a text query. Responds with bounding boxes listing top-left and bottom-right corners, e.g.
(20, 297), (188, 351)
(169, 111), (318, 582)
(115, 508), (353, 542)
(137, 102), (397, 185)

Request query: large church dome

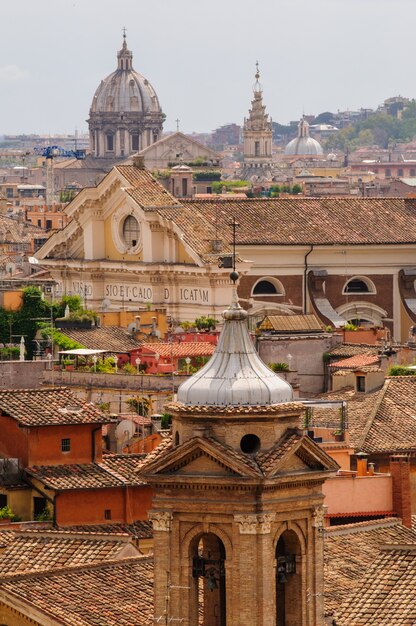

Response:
(90, 41), (161, 115)
(88, 34), (164, 159)
(285, 118), (323, 156)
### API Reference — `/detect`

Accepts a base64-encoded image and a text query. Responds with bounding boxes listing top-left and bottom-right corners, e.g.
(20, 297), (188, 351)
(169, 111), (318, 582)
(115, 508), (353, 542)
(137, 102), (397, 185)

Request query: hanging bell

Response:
(277, 570), (287, 584)
(207, 573), (218, 591)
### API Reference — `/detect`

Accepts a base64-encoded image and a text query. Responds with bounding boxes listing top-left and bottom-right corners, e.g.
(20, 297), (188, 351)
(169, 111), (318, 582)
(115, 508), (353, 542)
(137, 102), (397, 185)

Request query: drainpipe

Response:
(303, 245), (314, 314)
(91, 425), (102, 463)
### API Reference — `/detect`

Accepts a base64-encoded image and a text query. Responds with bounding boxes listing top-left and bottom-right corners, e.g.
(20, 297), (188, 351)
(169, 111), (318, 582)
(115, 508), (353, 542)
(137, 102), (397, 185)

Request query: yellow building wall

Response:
(100, 310), (167, 337)
(103, 215), (143, 262)
(177, 242), (195, 264)
(0, 603), (42, 626)
(0, 488), (32, 521)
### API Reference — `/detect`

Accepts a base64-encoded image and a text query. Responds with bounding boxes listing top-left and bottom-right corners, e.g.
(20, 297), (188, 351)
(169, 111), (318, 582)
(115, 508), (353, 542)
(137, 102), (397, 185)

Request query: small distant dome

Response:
(285, 118), (323, 156)
(177, 291), (293, 407)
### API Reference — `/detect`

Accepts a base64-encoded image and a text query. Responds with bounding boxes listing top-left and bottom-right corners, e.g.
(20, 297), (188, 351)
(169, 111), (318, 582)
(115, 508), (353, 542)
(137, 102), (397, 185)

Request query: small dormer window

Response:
(356, 376), (366, 392)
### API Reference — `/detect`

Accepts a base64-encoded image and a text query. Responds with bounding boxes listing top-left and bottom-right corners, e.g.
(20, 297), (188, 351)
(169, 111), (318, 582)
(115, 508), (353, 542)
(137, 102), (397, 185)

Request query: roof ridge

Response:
(0, 554), (152, 582)
(356, 379), (388, 451)
(324, 517), (402, 535)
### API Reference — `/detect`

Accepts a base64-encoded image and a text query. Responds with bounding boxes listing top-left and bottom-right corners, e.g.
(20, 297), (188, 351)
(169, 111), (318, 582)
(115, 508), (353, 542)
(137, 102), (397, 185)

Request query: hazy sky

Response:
(1, 0), (416, 135)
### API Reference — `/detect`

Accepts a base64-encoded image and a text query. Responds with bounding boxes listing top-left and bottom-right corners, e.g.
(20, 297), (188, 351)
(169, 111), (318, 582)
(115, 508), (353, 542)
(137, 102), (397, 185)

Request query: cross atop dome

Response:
(253, 60), (262, 94)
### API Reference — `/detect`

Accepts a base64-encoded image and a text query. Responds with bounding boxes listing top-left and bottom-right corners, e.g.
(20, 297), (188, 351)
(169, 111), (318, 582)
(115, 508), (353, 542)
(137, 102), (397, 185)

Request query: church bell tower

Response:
(140, 278), (338, 626)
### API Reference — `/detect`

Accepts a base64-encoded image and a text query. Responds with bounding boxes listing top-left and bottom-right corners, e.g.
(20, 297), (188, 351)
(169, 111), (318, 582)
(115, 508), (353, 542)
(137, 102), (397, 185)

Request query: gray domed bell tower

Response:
(140, 273), (339, 626)
(87, 31), (164, 159)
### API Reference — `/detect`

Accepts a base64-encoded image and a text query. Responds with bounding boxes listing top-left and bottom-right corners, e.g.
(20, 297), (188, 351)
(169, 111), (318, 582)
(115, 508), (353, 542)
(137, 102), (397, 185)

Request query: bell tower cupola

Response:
(140, 273), (338, 626)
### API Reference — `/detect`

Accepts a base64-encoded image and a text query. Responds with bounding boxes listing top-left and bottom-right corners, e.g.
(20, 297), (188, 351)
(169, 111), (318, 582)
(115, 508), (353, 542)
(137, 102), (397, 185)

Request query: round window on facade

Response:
(240, 434), (261, 454)
(122, 215), (140, 249)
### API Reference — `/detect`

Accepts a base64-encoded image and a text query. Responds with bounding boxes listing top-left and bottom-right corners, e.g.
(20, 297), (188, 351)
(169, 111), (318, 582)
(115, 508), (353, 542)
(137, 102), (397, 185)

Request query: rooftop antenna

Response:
(228, 217), (240, 283)
(175, 118), (180, 132)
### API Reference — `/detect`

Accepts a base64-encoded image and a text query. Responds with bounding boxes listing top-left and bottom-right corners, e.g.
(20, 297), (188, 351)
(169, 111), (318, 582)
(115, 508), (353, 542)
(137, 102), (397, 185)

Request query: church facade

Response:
(36, 161), (416, 341)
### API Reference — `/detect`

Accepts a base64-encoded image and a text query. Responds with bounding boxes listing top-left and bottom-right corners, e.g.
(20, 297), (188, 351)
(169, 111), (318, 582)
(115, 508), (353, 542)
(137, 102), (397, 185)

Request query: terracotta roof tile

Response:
(58, 326), (141, 353)
(335, 544), (416, 625)
(59, 521), (153, 539)
(25, 457), (147, 491)
(160, 197), (416, 247)
(258, 314), (324, 333)
(116, 165), (180, 209)
(328, 343), (381, 358)
(0, 530), (138, 577)
(330, 353), (381, 369)
(0, 556), (154, 625)
(324, 518), (416, 618)
(140, 342), (215, 359)
(0, 387), (115, 427)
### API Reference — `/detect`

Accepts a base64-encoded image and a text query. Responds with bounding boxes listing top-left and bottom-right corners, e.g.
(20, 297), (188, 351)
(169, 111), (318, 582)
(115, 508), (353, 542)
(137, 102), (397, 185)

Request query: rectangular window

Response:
(255, 141), (260, 157)
(106, 134), (114, 151)
(410, 169), (416, 177)
(0, 494), (7, 508)
(61, 438), (71, 452)
(46, 220), (52, 230)
(356, 376), (366, 392)
(131, 134), (139, 151)
(33, 496), (46, 517)
(398, 168), (404, 177)
(104, 509), (112, 520)
(385, 168), (391, 177)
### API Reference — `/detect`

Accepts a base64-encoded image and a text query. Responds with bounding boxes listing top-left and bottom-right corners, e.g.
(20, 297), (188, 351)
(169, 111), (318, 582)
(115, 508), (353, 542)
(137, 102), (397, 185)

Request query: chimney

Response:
(356, 451), (368, 476)
(132, 155), (145, 169)
(390, 455), (412, 528)
(135, 315), (141, 332)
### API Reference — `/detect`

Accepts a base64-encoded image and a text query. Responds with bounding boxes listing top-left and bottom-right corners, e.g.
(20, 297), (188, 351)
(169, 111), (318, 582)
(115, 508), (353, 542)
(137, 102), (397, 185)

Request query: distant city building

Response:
(87, 34), (164, 159)
(211, 123), (241, 147)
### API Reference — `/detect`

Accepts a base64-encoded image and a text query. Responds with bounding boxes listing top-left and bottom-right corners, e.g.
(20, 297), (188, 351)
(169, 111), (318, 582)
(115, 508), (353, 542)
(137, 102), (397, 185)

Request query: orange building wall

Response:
(56, 485), (153, 526)
(27, 424), (102, 466)
(0, 414), (30, 466)
(0, 415), (102, 468)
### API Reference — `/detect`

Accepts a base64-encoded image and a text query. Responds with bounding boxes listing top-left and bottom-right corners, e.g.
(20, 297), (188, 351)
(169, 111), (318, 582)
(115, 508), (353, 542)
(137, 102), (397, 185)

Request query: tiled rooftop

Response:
(26, 455), (147, 491)
(0, 530), (138, 577)
(140, 341), (215, 359)
(328, 343), (381, 358)
(0, 556), (154, 625)
(0, 387), (115, 427)
(163, 197), (416, 247)
(324, 518), (416, 618)
(60, 521), (153, 539)
(330, 353), (381, 369)
(258, 314), (324, 333)
(335, 544), (416, 625)
(117, 165), (180, 209)
(58, 326), (141, 353)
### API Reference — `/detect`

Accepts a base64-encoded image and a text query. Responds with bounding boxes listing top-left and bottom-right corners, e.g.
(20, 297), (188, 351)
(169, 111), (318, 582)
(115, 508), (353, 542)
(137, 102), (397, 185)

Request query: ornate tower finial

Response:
(253, 60), (262, 93)
(122, 26), (127, 43)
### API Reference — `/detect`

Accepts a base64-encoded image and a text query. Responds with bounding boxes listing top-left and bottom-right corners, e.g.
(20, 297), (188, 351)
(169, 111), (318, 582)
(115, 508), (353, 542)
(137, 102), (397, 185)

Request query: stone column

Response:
(149, 511), (173, 623)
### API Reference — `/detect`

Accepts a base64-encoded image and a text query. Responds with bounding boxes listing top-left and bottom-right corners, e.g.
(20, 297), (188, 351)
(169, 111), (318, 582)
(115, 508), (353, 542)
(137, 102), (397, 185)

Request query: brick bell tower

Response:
(140, 278), (338, 626)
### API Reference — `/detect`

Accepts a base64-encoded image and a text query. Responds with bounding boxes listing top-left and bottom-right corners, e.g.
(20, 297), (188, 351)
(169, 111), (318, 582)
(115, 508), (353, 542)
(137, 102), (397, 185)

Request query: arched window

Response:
(343, 276), (376, 295)
(276, 530), (302, 626)
(252, 278), (284, 296)
(122, 215), (140, 248)
(191, 533), (226, 625)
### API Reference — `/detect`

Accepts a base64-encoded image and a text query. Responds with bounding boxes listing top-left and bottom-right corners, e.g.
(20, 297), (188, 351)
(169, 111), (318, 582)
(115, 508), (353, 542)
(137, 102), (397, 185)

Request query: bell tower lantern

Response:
(140, 276), (338, 626)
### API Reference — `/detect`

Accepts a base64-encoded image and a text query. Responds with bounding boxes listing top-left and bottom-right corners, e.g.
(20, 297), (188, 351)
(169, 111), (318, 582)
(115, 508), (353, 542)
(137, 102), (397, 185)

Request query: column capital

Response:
(234, 513), (275, 534)
(312, 505), (327, 529)
(149, 510), (172, 532)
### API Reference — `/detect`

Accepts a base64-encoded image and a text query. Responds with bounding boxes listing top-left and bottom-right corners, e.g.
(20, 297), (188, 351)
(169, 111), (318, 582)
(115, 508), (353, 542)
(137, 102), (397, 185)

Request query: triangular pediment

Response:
(165, 450), (243, 477)
(259, 432), (339, 478)
(140, 437), (261, 479)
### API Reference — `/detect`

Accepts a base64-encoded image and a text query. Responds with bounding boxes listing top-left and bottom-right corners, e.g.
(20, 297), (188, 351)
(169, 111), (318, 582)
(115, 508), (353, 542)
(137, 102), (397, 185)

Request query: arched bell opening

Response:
(276, 530), (302, 626)
(190, 532), (226, 626)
